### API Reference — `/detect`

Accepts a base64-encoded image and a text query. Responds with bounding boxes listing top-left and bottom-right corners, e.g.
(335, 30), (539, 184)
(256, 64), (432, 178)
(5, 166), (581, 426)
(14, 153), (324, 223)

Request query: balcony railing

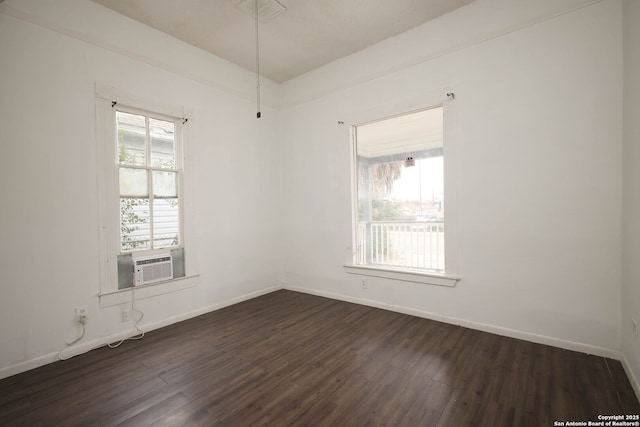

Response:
(357, 221), (444, 272)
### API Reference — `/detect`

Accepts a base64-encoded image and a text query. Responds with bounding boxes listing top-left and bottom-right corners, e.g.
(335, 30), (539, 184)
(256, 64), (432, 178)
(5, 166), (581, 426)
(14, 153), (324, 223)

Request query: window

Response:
(348, 105), (457, 285)
(116, 109), (181, 252)
(96, 86), (196, 297)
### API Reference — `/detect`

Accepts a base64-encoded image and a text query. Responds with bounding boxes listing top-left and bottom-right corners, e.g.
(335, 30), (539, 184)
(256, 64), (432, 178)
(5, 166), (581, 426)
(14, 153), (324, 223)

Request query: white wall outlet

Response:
(360, 278), (368, 289)
(633, 319), (638, 336)
(122, 309), (131, 322)
(75, 305), (88, 319)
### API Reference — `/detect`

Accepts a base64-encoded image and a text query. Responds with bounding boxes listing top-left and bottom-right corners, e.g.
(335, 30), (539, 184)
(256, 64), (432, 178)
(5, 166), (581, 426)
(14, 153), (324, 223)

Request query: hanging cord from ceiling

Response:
(255, 0), (261, 119)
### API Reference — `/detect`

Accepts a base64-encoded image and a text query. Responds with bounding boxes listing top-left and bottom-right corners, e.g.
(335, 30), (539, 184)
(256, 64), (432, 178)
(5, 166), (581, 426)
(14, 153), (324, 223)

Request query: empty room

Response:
(1, 0), (640, 425)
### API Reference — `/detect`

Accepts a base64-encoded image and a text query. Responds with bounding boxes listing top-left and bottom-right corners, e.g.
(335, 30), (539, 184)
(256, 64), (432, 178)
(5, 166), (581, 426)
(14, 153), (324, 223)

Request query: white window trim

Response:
(343, 264), (459, 287)
(96, 85), (198, 296)
(344, 89), (460, 286)
(98, 274), (200, 308)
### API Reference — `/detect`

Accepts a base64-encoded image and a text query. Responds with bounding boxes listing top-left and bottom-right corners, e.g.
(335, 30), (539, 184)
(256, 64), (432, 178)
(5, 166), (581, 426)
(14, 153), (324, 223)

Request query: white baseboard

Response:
(621, 353), (640, 403)
(282, 285), (621, 360)
(0, 285), (281, 380)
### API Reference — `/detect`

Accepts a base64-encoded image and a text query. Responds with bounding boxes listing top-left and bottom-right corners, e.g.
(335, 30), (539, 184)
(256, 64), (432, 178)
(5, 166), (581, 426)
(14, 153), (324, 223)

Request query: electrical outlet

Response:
(122, 309), (131, 322)
(360, 278), (368, 289)
(633, 319), (638, 337)
(75, 305), (88, 319)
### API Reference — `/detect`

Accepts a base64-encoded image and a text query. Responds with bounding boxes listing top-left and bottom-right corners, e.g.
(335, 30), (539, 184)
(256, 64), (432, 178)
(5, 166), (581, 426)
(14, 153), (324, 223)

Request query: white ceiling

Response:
(91, 0), (475, 83)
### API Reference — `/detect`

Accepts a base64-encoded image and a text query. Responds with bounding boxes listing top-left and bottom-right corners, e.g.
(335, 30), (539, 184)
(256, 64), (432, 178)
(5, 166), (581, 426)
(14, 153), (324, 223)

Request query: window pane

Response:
(119, 168), (148, 197)
(120, 198), (150, 251)
(152, 171), (177, 198)
(153, 198), (179, 248)
(150, 118), (176, 169)
(116, 112), (146, 166)
(356, 107), (444, 272)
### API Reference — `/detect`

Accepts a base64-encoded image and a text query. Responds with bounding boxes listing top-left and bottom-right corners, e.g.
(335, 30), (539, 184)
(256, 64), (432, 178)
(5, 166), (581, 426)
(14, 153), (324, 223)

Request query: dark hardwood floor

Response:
(1, 290), (638, 426)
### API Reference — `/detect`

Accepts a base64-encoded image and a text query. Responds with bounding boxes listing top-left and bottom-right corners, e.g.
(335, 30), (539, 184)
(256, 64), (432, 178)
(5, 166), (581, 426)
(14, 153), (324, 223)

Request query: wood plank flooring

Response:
(1, 290), (638, 426)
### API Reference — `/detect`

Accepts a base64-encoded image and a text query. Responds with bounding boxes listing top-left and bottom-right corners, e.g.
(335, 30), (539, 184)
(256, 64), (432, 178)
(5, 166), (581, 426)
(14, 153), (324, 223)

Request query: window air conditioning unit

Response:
(133, 254), (173, 286)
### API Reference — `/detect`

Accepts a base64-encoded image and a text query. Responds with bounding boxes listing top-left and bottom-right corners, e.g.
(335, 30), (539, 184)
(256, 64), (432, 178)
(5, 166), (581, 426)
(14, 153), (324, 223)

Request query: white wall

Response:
(0, 0), (282, 377)
(281, 0), (624, 356)
(280, 0), (603, 108)
(622, 0), (640, 397)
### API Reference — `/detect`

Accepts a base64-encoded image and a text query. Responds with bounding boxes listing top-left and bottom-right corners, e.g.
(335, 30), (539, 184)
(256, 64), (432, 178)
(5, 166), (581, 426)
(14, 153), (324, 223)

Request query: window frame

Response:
(115, 105), (184, 254)
(344, 93), (460, 287)
(96, 85), (198, 298)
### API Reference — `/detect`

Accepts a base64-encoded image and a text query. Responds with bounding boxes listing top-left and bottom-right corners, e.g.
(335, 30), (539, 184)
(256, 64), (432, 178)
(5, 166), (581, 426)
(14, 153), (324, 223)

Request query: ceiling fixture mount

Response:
(234, 0), (286, 23)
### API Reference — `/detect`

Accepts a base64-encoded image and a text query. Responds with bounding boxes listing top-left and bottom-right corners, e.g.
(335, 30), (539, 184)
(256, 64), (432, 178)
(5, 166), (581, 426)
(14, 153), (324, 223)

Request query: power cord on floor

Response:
(108, 286), (145, 348)
(57, 314), (87, 361)
(57, 285), (147, 360)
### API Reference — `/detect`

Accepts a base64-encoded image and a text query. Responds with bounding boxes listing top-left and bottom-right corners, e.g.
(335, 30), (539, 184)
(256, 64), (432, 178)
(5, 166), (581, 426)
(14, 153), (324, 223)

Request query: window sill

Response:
(99, 274), (199, 308)
(343, 264), (459, 287)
